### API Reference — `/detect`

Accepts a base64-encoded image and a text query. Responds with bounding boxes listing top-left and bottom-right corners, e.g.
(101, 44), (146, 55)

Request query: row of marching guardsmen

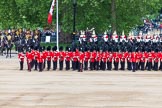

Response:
(18, 46), (162, 72)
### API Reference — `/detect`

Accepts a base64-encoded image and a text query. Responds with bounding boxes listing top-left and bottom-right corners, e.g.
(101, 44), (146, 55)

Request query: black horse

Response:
(27, 38), (40, 50)
(0, 36), (13, 58)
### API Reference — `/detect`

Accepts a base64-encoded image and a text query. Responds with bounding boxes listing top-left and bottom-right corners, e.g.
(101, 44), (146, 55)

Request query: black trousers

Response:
(43, 60), (46, 69)
(100, 61), (103, 70)
(107, 61), (112, 70)
(31, 60), (34, 69)
(20, 61), (24, 70)
(136, 62), (140, 70)
(47, 60), (51, 70)
(90, 62), (94, 70)
(34, 60), (38, 70)
(84, 61), (88, 70)
(73, 61), (77, 70)
(94, 61), (96, 70)
(120, 61), (125, 70)
(147, 62), (152, 71)
(66, 61), (70, 70)
(140, 62), (145, 70)
(145, 61), (148, 70)
(154, 62), (158, 71)
(101, 62), (106, 70)
(132, 62), (136, 72)
(127, 61), (132, 70)
(78, 62), (83, 72)
(159, 62), (162, 70)
(114, 61), (119, 70)
(39, 62), (43, 72)
(28, 62), (31, 72)
(59, 61), (63, 70)
(72, 61), (74, 69)
(95, 61), (100, 70)
(76, 61), (79, 69)
(53, 61), (57, 70)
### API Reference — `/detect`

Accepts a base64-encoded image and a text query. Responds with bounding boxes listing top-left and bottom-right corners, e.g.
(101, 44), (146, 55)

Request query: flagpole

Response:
(56, 0), (59, 51)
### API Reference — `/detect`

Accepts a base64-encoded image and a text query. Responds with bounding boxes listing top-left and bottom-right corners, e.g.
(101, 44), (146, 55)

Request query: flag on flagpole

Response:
(47, 0), (56, 24)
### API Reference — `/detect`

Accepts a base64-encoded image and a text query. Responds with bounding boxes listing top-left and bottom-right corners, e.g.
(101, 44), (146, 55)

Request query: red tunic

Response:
(90, 52), (96, 62)
(59, 51), (65, 61)
(102, 52), (107, 62)
(119, 52), (127, 62)
(84, 51), (90, 62)
(79, 52), (84, 63)
(96, 52), (101, 62)
(107, 52), (113, 62)
(52, 51), (59, 62)
(158, 52), (162, 62)
(34, 50), (39, 60)
(18, 53), (25, 61)
(127, 53), (132, 62)
(72, 52), (78, 62)
(46, 51), (52, 61)
(26, 52), (33, 62)
(113, 52), (119, 62)
(153, 52), (159, 63)
(140, 53), (146, 62)
(37, 52), (44, 63)
(136, 52), (142, 62)
(131, 52), (137, 62)
(147, 52), (153, 62)
(65, 52), (71, 61)
(43, 50), (47, 61)
(31, 50), (35, 60)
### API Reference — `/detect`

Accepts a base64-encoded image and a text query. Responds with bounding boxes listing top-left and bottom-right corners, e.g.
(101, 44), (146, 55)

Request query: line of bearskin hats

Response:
(34, 46), (38, 51)
(42, 46), (45, 51)
(59, 46), (63, 51)
(52, 46), (57, 51)
(66, 46), (69, 51)
(39, 46), (43, 52)
(47, 46), (51, 51)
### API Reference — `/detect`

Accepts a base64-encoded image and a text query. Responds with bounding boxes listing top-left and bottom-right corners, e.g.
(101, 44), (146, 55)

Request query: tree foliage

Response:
(0, 0), (161, 34)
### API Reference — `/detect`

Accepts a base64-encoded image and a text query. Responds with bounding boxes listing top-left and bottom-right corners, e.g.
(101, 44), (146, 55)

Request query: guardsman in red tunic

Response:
(127, 50), (132, 70)
(72, 48), (79, 71)
(101, 50), (107, 70)
(119, 49), (127, 70)
(95, 48), (102, 70)
(153, 49), (159, 71)
(136, 49), (142, 70)
(151, 50), (155, 69)
(46, 46), (52, 71)
(34, 47), (39, 70)
(140, 50), (146, 71)
(26, 48), (33, 72)
(84, 48), (90, 70)
(78, 48), (84, 72)
(65, 47), (71, 70)
(51, 46), (58, 70)
(146, 49), (153, 71)
(18, 49), (25, 70)
(107, 48), (113, 70)
(90, 48), (96, 70)
(131, 50), (137, 72)
(59, 46), (65, 70)
(113, 49), (119, 70)
(159, 50), (162, 71)
(42, 46), (47, 69)
(31, 48), (35, 69)
(37, 47), (44, 72)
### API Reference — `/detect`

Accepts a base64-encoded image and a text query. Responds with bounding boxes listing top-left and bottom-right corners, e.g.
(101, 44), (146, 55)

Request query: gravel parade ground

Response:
(0, 55), (162, 108)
